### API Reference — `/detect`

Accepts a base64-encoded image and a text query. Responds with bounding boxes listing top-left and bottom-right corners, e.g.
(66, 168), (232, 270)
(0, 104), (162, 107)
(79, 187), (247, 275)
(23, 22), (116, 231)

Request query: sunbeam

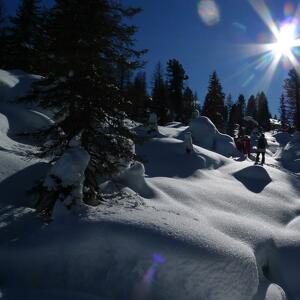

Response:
(243, 0), (300, 91)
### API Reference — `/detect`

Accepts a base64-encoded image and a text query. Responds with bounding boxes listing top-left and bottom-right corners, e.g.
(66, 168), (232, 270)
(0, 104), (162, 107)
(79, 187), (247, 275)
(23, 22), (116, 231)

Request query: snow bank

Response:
(0, 69), (41, 102)
(0, 111), (27, 151)
(1, 109), (300, 300)
(281, 132), (300, 173)
(44, 135), (90, 211)
(265, 284), (286, 300)
(190, 116), (239, 157)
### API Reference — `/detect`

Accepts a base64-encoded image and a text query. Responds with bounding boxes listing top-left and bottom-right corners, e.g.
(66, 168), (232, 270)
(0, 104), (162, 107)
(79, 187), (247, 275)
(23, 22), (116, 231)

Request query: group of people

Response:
(236, 132), (268, 165)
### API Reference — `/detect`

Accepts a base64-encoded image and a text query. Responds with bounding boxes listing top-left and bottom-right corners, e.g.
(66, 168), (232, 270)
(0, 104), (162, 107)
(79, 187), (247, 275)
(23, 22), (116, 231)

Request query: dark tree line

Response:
(201, 71), (271, 134)
(280, 68), (300, 131)
(123, 59), (199, 125)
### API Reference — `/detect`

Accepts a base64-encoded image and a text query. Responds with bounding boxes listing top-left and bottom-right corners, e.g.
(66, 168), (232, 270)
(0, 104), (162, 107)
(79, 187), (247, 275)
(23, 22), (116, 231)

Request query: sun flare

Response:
(272, 23), (297, 57)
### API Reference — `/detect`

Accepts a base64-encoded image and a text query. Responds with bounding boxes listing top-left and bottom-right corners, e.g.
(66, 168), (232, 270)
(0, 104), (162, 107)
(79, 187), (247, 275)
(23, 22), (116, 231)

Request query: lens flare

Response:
(284, 2), (295, 17)
(272, 21), (298, 56)
(198, 0), (220, 26)
(132, 253), (166, 300)
(235, 0), (300, 92)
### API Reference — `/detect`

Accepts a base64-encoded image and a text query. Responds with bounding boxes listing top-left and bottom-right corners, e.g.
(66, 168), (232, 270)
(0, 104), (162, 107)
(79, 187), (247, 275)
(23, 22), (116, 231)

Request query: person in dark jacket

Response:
(255, 133), (267, 165)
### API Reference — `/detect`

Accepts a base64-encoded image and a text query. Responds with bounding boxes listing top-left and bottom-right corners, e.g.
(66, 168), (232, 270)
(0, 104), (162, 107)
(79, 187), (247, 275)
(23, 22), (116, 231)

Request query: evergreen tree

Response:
(127, 72), (149, 122)
(182, 87), (196, 124)
(279, 94), (288, 129)
(256, 92), (271, 130)
(0, 0), (4, 30)
(22, 0), (145, 211)
(166, 59), (188, 121)
(226, 94), (233, 112)
(6, 0), (42, 73)
(202, 71), (226, 132)
(0, 0), (7, 68)
(236, 94), (246, 125)
(194, 92), (201, 115)
(227, 104), (240, 136)
(151, 62), (170, 125)
(246, 95), (257, 119)
(283, 68), (300, 130)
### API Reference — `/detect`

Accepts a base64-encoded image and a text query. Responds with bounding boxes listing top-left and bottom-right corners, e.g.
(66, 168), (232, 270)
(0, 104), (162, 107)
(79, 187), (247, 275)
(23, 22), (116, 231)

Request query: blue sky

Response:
(5, 0), (300, 115)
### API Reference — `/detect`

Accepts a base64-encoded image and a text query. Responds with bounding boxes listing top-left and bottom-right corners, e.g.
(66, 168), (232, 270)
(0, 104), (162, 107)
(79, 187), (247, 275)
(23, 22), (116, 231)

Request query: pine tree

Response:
(6, 0), (42, 73)
(227, 104), (240, 136)
(0, 0), (7, 68)
(151, 62), (170, 125)
(182, 87), (196, 124)
(256, 92), (271, 130)
(22, 0), (145, 211)
(166, 59), (188, 121)
(279, 94), (288, 130)
(202, 71), (226, 132)
(127, 72), (149, 122)
(246, 95), (257, 119)
(194, 92), (201, 115)
(283, 68), (300, 130)
(236, 94), (246, 125)
(0, 0), (4, 30)
(226, 94), (233, 111)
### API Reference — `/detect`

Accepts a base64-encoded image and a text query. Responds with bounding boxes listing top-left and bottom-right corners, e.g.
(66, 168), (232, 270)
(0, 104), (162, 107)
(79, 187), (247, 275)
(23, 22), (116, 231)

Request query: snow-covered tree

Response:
(22, 0), (145, 215)
(202, 71), (226, 132)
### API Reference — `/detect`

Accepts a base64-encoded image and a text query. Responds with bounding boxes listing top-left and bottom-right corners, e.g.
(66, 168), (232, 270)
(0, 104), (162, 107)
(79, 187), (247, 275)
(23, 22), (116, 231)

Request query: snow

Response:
(0, 71), (300, 299)
(190, 116), (239, 157)
(44, 135), (90, 193)
(281, 132), (300, 174)
(244, 115), (259, 126)
(0, 69), (41, 102)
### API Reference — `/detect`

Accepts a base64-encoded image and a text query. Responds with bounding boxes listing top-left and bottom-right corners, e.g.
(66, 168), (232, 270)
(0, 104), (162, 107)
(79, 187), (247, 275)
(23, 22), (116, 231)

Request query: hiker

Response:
(243, 135), (251, 158)
(255, 133), (267, 165)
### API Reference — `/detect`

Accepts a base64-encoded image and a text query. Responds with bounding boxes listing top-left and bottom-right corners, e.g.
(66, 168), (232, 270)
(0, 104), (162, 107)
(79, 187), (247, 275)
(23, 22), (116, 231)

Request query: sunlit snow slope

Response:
(0, 70), (300, 300)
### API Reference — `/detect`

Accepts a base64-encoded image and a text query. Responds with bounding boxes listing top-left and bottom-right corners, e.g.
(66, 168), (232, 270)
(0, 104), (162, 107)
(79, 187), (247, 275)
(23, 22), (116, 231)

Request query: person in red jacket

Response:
(243, 135), (251, 158)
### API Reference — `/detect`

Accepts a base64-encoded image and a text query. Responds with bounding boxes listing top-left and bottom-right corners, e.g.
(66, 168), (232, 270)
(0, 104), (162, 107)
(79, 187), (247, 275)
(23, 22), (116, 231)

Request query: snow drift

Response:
(189, 116), (239, 157)
(0, 70), (300, 300)
(281, 132), (300, 174)
(0, 69), (41, 102)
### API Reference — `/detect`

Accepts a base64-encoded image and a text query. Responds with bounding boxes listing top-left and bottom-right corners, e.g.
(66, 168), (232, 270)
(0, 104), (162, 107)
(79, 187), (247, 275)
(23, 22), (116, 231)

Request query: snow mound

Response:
(116, 161), (154, 198)
(44, 135), (90, 210)
(281, 132), (300, 173)
(265, 284), (286, 300)
(190, 116), (239, 157)
(1, 108), (300, 300)
(0, 112), (24, 151)
(0, 69), (41, 102)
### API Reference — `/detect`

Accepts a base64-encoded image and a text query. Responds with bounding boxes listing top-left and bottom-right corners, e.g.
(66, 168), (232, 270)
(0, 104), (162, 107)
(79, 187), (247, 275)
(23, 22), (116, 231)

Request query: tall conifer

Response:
(202, 71), (226, 132)
(22, 0), (145, 206)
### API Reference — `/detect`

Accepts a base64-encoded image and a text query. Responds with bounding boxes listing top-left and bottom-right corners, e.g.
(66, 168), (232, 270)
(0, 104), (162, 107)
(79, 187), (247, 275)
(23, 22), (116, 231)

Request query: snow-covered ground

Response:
(0, 70), (300, 300)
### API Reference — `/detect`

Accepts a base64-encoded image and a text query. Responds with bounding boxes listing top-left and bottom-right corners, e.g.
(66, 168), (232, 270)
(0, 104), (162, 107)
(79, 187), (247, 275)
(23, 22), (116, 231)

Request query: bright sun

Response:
(272, 23), (297, 57)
